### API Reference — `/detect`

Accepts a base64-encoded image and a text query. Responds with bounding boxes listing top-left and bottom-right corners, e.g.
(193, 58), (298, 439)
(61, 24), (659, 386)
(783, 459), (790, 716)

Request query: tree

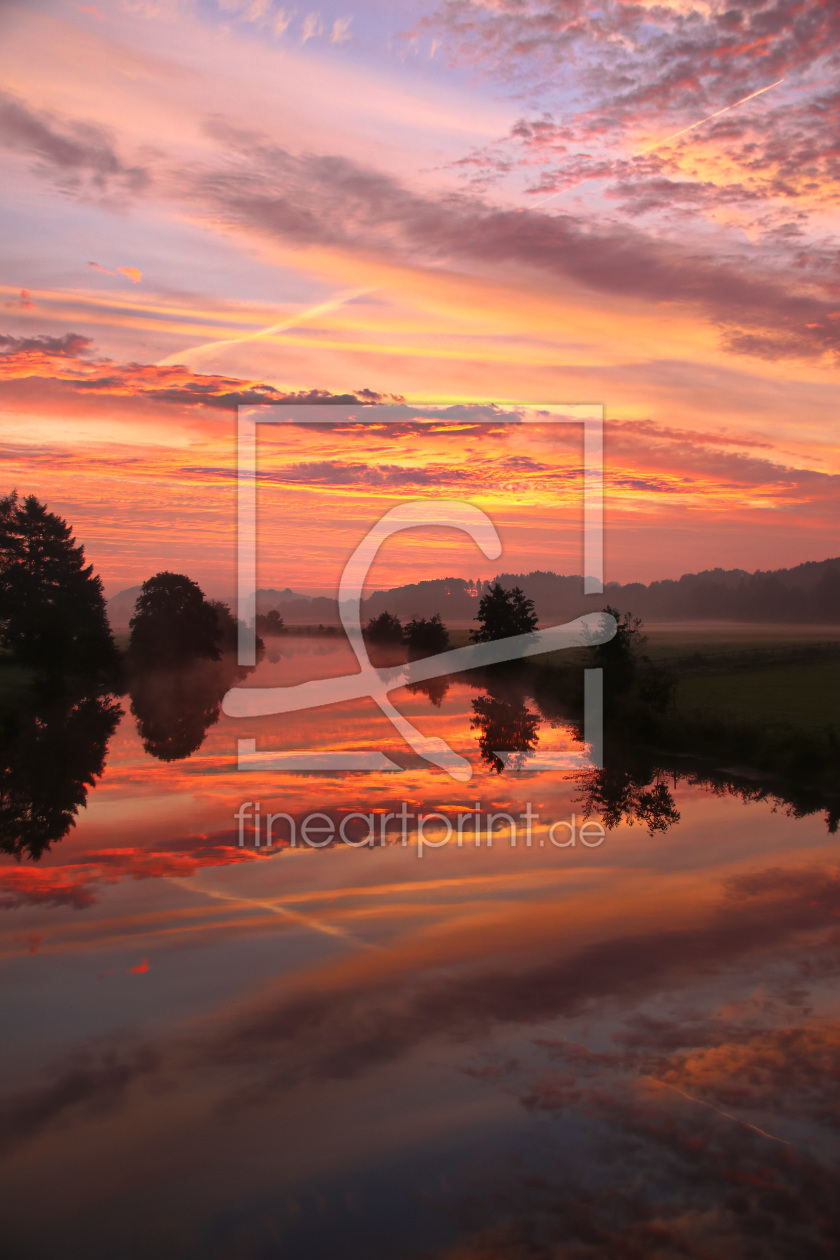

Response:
(364, 610), (403, 644)
(128, 572), (221, 666)
(0, 491), (116, 673)
(405, 676), (451, 707)
(403, 614), (449, 656)
(471, 690), (540, 773)
(129, 662), (226, 761)
(128, 601), (260, 760)
(209, 599), (263, 655)
(594, 605), (645, 692)
(255, 608), (285, 637)
(1, 688), (122, 860)
(470, 582), (538, 643)
(575, 764), (680, 835)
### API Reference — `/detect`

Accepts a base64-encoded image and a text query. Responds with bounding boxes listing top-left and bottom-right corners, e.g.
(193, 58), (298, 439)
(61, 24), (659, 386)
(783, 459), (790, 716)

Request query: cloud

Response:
(331, 15), (352, 44)
(187, 125), (840, 363)
(0, 868), (97, 911)
(4, 82), (838, 365)
(0, 1046), (160, 1150)
(0, 328), (392, 411)
(415, 0), (840, 121)
(0, 331), (94, 360)
(88, 262), (143, 283)
(172, 863), (840, 1093)
(300, 10), (322, 44)
(419, 0), (840, 263)
(5, 856), (840, 1169)
(236, 455), (576, 490)
(3, 289), (36, 311)
(0, 90), (149, 194)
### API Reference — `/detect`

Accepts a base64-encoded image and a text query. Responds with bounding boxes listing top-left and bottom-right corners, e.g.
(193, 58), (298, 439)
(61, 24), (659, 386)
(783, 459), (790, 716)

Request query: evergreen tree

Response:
(470, 582), (538, 643)
(129, 572), (222, 665)
(1, 688), (122, 860)
(0, 491), (116, 673)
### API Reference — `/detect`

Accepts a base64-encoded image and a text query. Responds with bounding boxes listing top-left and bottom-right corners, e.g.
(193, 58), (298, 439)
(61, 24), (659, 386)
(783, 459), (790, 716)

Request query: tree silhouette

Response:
(575, 765), (680, 834)
(403, 614), (449, 656)
(127, 608), (260, 761)
(255, 608), (285, 636)
(128, 572), (221, 666)
(471, 689), (541, 773)
(208, 599), (263, 655)
(593, 605), (645, 692)
(405, 676), (451, 707)
(128, 662), (229, 761)
(0, 688), (122, 860)
(471, 582), (538, 643)
(364, 611), (403, 644)
(0, 492), (116, 674)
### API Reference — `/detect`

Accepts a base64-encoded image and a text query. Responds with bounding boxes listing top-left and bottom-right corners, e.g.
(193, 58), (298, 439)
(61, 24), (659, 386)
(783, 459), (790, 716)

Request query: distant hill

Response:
(494, 557), (840, 625)
(107, 585), (143, 631)
(108, 558), (840, 630)
(361, 559), (840, 626)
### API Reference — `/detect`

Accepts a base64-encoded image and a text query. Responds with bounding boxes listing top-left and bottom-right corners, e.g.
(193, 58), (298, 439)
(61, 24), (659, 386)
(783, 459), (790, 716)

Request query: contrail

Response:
(157, 287), (372, 367)
(171, 878), (376, 949)
(636, 78), (785, 154)
(528, 78), (785, 211)
(643, 1075), (791, 1146)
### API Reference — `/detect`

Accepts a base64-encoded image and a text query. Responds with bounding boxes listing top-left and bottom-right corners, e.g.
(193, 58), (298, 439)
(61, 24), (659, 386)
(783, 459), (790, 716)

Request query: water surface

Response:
(1, 639), (838, 1257)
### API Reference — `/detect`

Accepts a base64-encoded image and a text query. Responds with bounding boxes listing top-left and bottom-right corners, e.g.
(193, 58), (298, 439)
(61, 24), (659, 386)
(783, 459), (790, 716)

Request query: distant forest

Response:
(108, 556), (840, 628)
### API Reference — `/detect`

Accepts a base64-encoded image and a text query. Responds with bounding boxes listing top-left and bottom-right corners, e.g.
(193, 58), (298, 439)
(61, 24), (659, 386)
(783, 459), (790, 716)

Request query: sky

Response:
(1, 0), (839, 595)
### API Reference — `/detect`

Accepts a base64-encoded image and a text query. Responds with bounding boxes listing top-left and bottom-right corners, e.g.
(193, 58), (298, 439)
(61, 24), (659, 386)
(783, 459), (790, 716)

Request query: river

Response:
(1, 637), (837, 1257)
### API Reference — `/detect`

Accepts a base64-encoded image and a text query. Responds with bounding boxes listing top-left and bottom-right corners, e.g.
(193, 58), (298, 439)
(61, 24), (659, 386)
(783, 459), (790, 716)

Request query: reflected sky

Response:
(1, 640), (838, 1258)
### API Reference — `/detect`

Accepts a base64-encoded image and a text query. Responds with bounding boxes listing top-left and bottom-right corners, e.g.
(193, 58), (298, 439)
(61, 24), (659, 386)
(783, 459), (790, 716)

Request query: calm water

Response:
(1, 639), (838, 1258)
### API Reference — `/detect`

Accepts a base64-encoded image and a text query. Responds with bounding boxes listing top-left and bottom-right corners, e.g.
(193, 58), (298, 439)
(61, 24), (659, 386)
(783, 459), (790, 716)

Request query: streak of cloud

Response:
(156, 287), (372, 367)
(176, 879), (375, 948)
(636, 79), (786, 155)
(529, 78), (786, 210)
(642, 1074), (792, 1146)
(88, 261), (142, 283)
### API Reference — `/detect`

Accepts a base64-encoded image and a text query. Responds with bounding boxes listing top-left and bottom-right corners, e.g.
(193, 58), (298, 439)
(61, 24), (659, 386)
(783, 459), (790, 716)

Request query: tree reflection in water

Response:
(128, 655), (255, 762)
(0, 687), (122, 860)
(575, 764), (681, 833)
(471, 685), (541, 774)
(405, 675), (451, 708)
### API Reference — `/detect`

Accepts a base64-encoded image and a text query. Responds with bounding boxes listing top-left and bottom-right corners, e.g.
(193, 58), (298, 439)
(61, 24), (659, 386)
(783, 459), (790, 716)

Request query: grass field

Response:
(674, 660), (840, 732)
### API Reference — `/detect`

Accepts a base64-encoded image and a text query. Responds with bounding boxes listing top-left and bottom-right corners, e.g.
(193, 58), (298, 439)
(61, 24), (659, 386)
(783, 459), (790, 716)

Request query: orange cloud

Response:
(4, 288), (35, 311)
(88, 262), (142, 283)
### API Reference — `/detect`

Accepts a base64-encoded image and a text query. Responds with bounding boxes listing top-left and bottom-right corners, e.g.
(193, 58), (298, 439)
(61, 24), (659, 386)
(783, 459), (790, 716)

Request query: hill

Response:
(108, 557), (840, 630)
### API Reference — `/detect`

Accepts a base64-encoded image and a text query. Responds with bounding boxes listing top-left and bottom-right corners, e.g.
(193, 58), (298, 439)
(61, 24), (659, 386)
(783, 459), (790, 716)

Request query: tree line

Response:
(0, 493), (256, 674)
(365, 582), (540, 654)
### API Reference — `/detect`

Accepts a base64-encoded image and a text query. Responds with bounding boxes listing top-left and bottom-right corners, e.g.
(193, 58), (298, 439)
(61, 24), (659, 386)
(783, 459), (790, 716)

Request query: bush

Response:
(364, 611), (403, 644)
(403, 614), (449, 655)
